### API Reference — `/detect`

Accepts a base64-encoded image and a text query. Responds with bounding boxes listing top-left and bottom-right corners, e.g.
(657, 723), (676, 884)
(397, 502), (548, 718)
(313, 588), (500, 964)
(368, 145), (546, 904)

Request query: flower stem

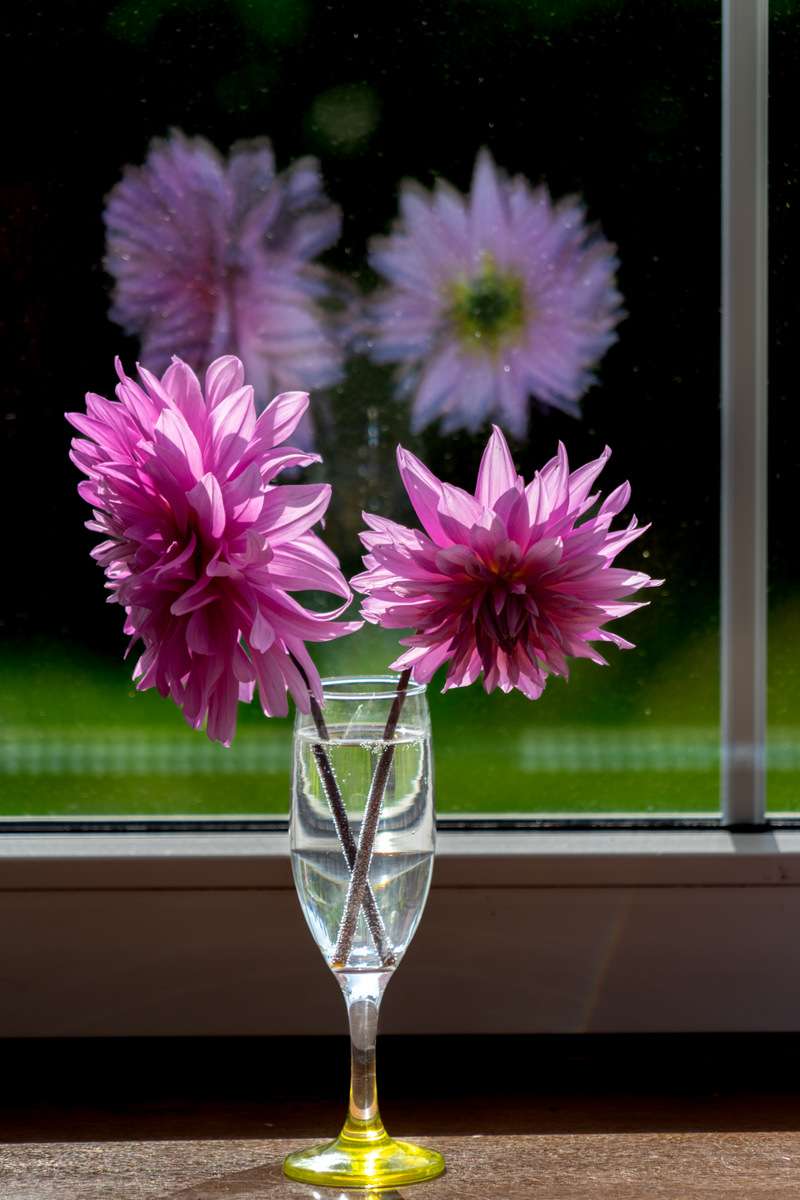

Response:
(333, 668), (412, 968)
(289, 652), (395, 968)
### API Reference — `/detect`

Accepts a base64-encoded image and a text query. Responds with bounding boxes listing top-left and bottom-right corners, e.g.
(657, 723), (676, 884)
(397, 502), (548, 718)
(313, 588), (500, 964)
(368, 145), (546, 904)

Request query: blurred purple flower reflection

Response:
(104, 131), (344, 445)
(368, 149), (623, 438)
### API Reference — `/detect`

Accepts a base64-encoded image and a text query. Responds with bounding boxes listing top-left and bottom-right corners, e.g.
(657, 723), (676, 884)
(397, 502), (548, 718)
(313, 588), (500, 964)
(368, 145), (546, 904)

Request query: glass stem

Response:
(339, 971), (390, 1143)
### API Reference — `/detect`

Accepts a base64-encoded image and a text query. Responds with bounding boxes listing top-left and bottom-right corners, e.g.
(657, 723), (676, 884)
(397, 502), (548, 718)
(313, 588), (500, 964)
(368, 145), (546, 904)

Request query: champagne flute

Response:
(284, 675), (445, 1188)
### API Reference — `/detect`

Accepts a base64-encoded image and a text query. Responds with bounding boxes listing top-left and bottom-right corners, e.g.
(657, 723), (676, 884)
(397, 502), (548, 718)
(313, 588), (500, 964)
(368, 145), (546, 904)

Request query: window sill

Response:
(1, 826), (800, 889)
(4, 827), (800, 1037)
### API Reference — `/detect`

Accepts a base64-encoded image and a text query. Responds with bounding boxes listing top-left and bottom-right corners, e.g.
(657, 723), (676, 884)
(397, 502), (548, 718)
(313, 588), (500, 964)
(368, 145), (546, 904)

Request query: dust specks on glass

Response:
(2, 1), (724, 817)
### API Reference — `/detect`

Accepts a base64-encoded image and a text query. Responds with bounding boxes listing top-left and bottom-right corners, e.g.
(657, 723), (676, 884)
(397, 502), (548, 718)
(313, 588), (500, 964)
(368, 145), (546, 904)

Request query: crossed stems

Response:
(289, 654), (411, 970)
(332, 668), (411, 967)
(289, 652), (412, 969)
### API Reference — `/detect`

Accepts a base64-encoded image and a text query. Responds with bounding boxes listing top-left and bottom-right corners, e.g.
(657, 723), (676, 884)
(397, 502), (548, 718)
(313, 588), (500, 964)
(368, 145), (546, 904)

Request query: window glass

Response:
(768, 1), (799, 813)
(2, 0), (720, 816)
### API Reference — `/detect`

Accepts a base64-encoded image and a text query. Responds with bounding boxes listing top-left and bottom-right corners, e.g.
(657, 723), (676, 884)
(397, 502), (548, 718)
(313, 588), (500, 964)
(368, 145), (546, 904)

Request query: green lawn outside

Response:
(2, 603), (798, 816)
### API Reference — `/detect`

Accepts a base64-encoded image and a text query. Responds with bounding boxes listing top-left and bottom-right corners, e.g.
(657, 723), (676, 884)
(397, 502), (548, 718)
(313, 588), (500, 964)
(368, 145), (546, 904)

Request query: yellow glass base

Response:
(283, 1116), (445, 1189)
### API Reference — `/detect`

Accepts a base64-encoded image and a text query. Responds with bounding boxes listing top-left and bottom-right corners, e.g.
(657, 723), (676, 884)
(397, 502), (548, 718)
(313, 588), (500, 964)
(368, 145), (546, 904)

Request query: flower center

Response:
(473, 583), (531, 657)
(448, 258), (525, 351)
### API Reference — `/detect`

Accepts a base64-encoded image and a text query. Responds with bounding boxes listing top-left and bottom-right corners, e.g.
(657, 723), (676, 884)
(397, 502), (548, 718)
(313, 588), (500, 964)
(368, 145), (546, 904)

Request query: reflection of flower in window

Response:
(353, 425), (659, 697)
(66, 355), (360, 746)
(104, 131), (344, 445)
(367, 149), (623, 438)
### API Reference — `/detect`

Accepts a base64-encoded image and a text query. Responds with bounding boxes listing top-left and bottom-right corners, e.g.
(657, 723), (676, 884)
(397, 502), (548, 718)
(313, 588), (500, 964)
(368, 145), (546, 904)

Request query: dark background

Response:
(1, 0), (723, 657)
(767, 7), (800, 748)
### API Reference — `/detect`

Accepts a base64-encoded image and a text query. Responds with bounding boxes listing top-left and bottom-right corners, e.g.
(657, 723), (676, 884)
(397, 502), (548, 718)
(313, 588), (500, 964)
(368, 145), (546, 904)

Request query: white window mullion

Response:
(721, 0), (769, 825)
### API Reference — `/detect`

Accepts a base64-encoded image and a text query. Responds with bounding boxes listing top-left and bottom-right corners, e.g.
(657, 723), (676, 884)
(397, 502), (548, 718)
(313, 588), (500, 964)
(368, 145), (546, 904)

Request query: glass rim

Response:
(320, 674), (426, 701)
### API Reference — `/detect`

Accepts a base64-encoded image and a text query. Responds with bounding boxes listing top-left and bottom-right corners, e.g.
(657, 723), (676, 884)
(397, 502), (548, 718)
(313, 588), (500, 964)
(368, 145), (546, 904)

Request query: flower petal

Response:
(254, 391), (310, 448)
(187, 472), (226, 540)
(475, 425), (518, 509)
(256, 482), (331, 544)
(396, 446), (450, 546)
(205, 356), (246, 408)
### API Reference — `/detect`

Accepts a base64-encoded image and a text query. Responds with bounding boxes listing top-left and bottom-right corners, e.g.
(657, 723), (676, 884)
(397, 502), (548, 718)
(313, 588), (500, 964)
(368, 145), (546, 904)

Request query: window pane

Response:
(2, 1), (720, 816)
(768, 1), (799, 813)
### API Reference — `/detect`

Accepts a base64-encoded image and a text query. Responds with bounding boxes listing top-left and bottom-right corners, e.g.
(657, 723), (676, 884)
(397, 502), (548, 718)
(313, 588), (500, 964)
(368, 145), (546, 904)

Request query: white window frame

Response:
(721, 0), (768, 826)
(2, 0), (788, 1036)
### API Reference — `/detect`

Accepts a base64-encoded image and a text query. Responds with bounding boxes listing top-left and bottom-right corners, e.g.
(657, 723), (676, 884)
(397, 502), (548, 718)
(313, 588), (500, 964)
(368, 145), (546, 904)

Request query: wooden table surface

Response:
(4, 1131), (800, 1199)
(3, 1036), (800, 1199)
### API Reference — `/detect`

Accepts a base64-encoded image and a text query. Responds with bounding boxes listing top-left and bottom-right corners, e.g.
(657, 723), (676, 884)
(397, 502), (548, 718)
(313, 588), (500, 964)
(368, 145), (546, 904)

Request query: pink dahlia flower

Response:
(368, 149), (623, 438)
(104, 131), (345, 445)
(67, 355), (360, 746)
(352, 426), (660, 698)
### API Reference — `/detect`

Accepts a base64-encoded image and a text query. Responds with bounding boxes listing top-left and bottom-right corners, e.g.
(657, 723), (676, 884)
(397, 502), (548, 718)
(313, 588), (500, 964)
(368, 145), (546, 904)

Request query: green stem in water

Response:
(333, 669), (412, 968)
(289, 653), (394, 968)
